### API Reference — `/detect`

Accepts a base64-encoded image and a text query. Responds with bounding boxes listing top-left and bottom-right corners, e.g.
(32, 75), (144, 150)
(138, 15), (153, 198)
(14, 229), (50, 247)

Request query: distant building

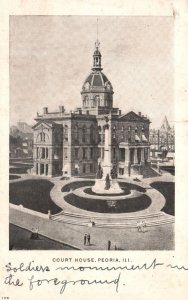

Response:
(32, 40), (151, 177)
(150, 116), (175, 160)
(9, 122), (33, 159)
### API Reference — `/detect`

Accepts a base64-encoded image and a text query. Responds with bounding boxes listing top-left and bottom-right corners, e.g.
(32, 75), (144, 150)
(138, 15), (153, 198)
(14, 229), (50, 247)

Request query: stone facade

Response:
(32, 40), (151, 178)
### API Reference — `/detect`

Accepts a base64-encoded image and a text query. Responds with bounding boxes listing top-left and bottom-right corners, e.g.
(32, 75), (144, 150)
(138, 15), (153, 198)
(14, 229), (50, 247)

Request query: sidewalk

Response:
(10, 207), (174, 250)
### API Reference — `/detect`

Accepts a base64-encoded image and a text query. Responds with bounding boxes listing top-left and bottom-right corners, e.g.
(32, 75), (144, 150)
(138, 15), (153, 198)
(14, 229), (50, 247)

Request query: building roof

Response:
(32, 120), (62, 130)
(119, 111), (150, 123)
(82, 70), (113, 90)
(161, 116), (171, 131)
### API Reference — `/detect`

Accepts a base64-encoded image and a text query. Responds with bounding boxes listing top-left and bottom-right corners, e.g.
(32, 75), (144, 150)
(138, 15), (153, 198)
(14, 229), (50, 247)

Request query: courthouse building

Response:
(32, 40), (151, 177)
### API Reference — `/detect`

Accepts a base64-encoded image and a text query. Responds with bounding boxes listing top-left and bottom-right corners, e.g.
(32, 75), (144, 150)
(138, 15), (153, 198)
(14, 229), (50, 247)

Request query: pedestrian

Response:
(87, 234), (91, 245)
(137, 221), (141, 232)
(108, 240), (111, 250)
(84, 234), (87, 245)
(141, 221), (146, 233)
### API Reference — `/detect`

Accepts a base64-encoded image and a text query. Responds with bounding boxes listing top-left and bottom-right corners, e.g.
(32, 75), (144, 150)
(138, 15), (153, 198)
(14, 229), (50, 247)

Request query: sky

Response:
(10, 16), (174, 128)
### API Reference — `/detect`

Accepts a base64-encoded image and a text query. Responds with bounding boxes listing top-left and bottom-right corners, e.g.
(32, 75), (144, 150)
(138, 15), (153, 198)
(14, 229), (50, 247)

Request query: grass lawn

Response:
(151, 181), (175, 216)
(64, 193), (151, 213)
(61, 180), (95, 192)
(61, 180), (146, 193)
(9, 179), (61, 214)
(9, 224), (75, 250)
(9, 166), (32, 174)
(9, 175), (21, 180)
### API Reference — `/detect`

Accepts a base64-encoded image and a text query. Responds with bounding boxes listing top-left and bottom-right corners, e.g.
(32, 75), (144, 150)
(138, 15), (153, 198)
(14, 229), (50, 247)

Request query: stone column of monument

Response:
(102, 120), (112, 179)
(92, 115), (123, 194)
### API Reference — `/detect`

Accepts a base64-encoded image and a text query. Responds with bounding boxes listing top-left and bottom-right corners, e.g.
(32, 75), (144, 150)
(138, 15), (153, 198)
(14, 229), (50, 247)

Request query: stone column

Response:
(102, 122), (112, 179)
(141, 148), (145, 163)
(125, 148), (130, 164)
(48, 163), (53, 176)
(133, 148), (138, 164)
(33, 147), (37, 159)
(44, 164), (46, 176)
(147, 147), (151, 162)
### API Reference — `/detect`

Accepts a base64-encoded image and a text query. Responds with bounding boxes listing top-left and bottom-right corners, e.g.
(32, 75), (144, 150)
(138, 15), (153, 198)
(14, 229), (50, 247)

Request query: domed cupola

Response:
(81, 40), (114, 112)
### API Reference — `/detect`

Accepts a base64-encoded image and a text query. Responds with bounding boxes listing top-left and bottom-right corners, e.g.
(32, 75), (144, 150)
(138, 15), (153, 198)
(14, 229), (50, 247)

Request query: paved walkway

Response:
(50, 175), (171, 218)
(9, 172), (175, 250)
(10, 207), (174, 250)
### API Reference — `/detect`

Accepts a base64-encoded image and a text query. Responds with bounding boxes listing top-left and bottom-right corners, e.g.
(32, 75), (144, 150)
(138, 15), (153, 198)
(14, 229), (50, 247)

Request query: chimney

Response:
(59, 105), (65, 113)
(138, 112), (141, 116)
(43, 107), (48, 114)
(119, 110), (121, 116)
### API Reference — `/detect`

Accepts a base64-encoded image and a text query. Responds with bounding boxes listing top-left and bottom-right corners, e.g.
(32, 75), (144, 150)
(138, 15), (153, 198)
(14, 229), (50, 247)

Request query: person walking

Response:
(137, 221), (141, 232)
(141, 220), (146, 233)
(108, 240), (111, 250)
(84, 234), (87, 245)
(87, 234), (91, 246)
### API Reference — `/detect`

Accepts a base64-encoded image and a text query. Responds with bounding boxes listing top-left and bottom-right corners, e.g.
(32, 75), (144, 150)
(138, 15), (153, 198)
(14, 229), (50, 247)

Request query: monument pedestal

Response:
(92, 178), (123, 194)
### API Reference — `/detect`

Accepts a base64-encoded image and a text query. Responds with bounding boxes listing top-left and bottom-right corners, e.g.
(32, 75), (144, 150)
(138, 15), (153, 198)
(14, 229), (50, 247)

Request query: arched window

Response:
(95, 95), (100, 106)
(85, 96), (89, 107)
(40, 132), (46, 142)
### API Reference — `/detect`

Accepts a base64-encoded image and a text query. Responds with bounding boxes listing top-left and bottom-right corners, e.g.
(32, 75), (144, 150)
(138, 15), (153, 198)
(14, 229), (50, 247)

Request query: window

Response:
(120, 148), (125, 161)
(90, 147), (93, 159)
(90, 164), (93, 173)
(40, 132), (46, 142)
(113, 148), (116, 159)
(83, 164), (86, 173)
(75, 148), (79, 159)
(82, 126), (86, 143)
(83, 148), (87, 159)
(64, 148), (68, 159)
(64, 125), (68, 141)
(121, 126), (124, 141)
(85, 96), (89, 107)
(112, 126), (116, 142)
(46, 148), (48, 158)
(74, 125), (78, 142)
(42, 148), (45, 158)
(90, 125), (95, 143)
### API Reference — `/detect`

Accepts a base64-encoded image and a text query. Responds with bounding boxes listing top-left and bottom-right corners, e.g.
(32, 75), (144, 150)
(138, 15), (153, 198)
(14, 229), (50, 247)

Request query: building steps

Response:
(51, 212), (174, 228)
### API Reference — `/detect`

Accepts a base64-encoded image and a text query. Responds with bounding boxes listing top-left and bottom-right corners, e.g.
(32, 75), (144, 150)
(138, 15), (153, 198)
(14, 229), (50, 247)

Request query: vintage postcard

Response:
(0, 0), (188, 299)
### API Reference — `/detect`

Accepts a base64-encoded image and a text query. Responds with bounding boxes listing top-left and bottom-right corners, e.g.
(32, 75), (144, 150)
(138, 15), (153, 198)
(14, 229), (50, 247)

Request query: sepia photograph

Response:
(9, 15), (175, 251)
